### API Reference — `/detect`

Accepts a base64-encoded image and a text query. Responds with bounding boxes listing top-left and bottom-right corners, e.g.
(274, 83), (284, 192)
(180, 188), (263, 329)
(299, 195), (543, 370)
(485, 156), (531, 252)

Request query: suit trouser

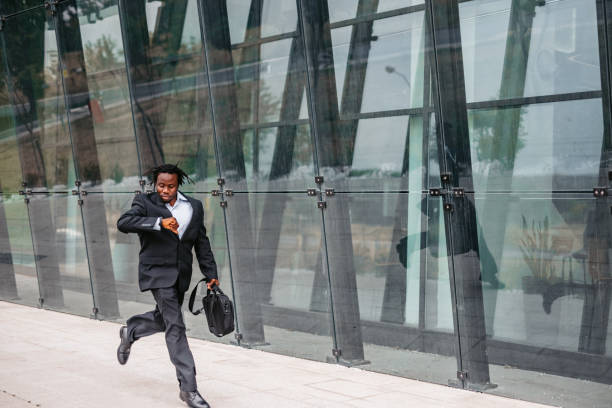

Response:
(126, 283), (197, 392)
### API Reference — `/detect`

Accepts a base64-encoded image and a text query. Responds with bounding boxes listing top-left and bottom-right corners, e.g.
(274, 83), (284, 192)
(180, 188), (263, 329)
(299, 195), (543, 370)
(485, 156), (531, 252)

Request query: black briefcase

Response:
(188, 279), (235, 337)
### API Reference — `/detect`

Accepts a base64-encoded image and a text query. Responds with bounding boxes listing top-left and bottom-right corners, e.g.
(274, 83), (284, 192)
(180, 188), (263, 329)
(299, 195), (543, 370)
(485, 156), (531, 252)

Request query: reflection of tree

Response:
(84, 35), (122, 73)
(471, 108), (525, 170)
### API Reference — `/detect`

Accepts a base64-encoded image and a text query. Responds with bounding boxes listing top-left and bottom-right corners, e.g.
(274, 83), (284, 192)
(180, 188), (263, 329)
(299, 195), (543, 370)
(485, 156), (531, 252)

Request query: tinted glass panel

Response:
(460, 0), (601, 103)
(29, 193), (93, 316)
(57, 1), (140, 192)
(122, 0), (217, 192)
(331, 12), (425, 113)
(223, 192), (334, 361)
(0, 194), (39, 307)
(472, 192), (612, 406)
(3, 8), (75, 192)
(468, 99), (605, 192)
(328, 0), (425, 23)
(321, 192), (457, 384)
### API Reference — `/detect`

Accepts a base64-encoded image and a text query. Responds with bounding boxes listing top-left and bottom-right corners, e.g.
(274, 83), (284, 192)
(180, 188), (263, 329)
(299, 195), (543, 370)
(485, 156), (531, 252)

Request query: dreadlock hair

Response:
(147, 163), (193, 186)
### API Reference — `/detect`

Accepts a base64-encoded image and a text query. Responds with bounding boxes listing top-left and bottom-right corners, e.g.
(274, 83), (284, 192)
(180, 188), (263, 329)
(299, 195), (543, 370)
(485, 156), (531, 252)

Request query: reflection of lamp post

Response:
(385, 65), (410, 89)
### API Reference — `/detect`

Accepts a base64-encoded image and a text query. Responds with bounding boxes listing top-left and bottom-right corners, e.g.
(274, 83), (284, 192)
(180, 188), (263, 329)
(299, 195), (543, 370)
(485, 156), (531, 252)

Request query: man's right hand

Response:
(161, 217), (179, 234)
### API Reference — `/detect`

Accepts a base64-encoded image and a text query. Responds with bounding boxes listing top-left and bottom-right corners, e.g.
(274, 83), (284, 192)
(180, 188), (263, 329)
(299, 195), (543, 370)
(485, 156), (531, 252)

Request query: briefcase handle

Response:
(188, 278), (224, 315)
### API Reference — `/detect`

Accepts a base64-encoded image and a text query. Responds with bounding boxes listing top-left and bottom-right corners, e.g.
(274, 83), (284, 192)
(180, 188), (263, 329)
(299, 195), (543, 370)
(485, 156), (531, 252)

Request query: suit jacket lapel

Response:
(151, 192), (173, 219)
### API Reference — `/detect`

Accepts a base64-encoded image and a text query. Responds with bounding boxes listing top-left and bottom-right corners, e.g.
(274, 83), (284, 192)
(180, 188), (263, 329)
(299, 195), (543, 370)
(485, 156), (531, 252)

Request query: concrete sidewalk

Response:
(0, 301), (552, 408)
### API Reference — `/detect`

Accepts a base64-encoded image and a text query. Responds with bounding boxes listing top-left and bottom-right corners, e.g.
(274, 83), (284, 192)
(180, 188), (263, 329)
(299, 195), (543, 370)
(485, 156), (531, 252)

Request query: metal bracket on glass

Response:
(317, 201), (327, 209)
(457, 370), (468, 382)
(217, 178), (225, 186)
(443, 203), (453, 212)
(440, 173), (451, 184)
(211, 190), (220, 197)
(307, 188), (317, 197)
(134, 190), (141, 195)
(139, 179), (146, 187)
(145, 189), (153, 194)
(429, 188), (443, 197)
(234, 332), (243, 342)
(91, 307), (99, 319)
(220, 201), (228, 208)
(593, 187), (608, 198)
(452, 188), (464, 197)
(21, 181), (27, 188)
(78, 199), (84, 206)
(325, 188), (335, 197)
(24, 197), (30, 204)
(314, 176), (324, 184)
(75, 180), (82, 187)
(225, 189), (234, 197)
(332, 348), (342, 358)
(38, 297), (44, 307)
(44, 0), (59, 16)
(71, 189), (79, 196)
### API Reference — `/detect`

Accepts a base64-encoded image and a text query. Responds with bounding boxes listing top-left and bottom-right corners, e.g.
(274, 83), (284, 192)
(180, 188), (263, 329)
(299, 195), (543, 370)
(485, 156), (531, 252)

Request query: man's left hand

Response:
(207, 278), (220, 290)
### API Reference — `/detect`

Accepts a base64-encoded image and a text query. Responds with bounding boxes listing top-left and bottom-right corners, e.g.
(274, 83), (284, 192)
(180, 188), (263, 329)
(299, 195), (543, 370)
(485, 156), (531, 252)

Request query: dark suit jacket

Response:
(117, 192), (218, 294)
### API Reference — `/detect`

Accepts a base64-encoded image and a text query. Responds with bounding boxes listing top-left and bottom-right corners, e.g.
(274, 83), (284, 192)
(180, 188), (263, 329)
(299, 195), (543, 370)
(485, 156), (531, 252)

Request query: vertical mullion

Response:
(428, 0), (492, 389)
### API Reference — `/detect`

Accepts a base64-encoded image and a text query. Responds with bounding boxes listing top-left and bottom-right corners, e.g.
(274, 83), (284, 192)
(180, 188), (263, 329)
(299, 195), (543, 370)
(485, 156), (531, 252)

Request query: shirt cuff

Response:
(153, 217), (161, 231)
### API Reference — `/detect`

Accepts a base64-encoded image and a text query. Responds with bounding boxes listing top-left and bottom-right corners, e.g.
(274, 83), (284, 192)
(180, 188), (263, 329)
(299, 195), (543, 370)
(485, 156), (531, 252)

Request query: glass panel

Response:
(460, 0), (601, 103)
(473, 192), (612, 407)
(81, 192), (149, 320)
(424, 196), (453, 332)
(227, 0), (298, 45)
(123, 0), (217, 192)
(3, 8), (75, 192)
(241, 125), (314, 191)
(234, 39), (308, 126)
(322, 192), (458, 385)
(328, 0), (425, 24)
(223, 192), (334, 361)
(320, 114), (437, 191)
(315, 6), (431, 192)
(29, 193), (93, 316)
(261, 0), (297, 38)
(0, 193), (39, 307)
(0, 43), (23, 192)
(331, 11), (425, 113)
(56, 1), (140, 192)
(468, 99), (605, 192)
(216, 37), (313, 190)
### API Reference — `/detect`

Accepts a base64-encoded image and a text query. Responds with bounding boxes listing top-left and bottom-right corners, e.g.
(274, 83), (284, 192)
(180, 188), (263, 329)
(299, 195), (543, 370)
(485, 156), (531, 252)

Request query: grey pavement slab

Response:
(0, 301), (554, 408)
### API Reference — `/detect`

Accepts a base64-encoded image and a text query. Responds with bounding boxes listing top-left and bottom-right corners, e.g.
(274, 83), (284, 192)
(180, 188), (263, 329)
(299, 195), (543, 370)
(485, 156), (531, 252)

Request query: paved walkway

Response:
(0, 301), (553, 408)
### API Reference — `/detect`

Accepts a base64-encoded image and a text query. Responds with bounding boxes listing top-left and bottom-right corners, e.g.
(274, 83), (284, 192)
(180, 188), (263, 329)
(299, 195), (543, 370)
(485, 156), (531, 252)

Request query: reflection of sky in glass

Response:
(351, 116), (409, 173)
(327, 0), (424, 23)
(460, 0), (601, 102)
(469, 99), (604, 191)
(331, 12), (424, 112)
(259, 39), (293, 123)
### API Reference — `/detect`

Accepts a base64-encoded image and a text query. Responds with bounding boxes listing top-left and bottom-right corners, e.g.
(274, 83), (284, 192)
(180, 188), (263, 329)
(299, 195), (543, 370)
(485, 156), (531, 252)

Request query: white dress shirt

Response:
(153, 192), (193, 239)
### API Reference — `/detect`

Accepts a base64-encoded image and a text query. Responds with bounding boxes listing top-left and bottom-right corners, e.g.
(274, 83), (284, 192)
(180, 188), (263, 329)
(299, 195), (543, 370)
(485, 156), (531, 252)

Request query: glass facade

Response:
(0, 1), (610, 406)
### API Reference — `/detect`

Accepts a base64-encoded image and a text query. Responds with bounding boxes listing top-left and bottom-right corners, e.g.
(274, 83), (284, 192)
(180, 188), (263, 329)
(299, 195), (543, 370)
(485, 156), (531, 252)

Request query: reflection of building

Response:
(0, 1), (610, 407)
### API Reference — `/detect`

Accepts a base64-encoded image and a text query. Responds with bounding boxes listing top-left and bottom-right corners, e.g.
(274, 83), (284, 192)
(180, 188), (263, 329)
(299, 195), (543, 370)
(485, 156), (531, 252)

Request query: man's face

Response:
(156, 172), (179, 204)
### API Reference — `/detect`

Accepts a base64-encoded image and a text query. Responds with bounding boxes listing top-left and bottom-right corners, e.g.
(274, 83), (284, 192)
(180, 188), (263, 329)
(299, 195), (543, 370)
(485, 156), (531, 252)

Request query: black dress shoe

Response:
(179, 390), (210, 408)
(116, 325), (131, 365)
